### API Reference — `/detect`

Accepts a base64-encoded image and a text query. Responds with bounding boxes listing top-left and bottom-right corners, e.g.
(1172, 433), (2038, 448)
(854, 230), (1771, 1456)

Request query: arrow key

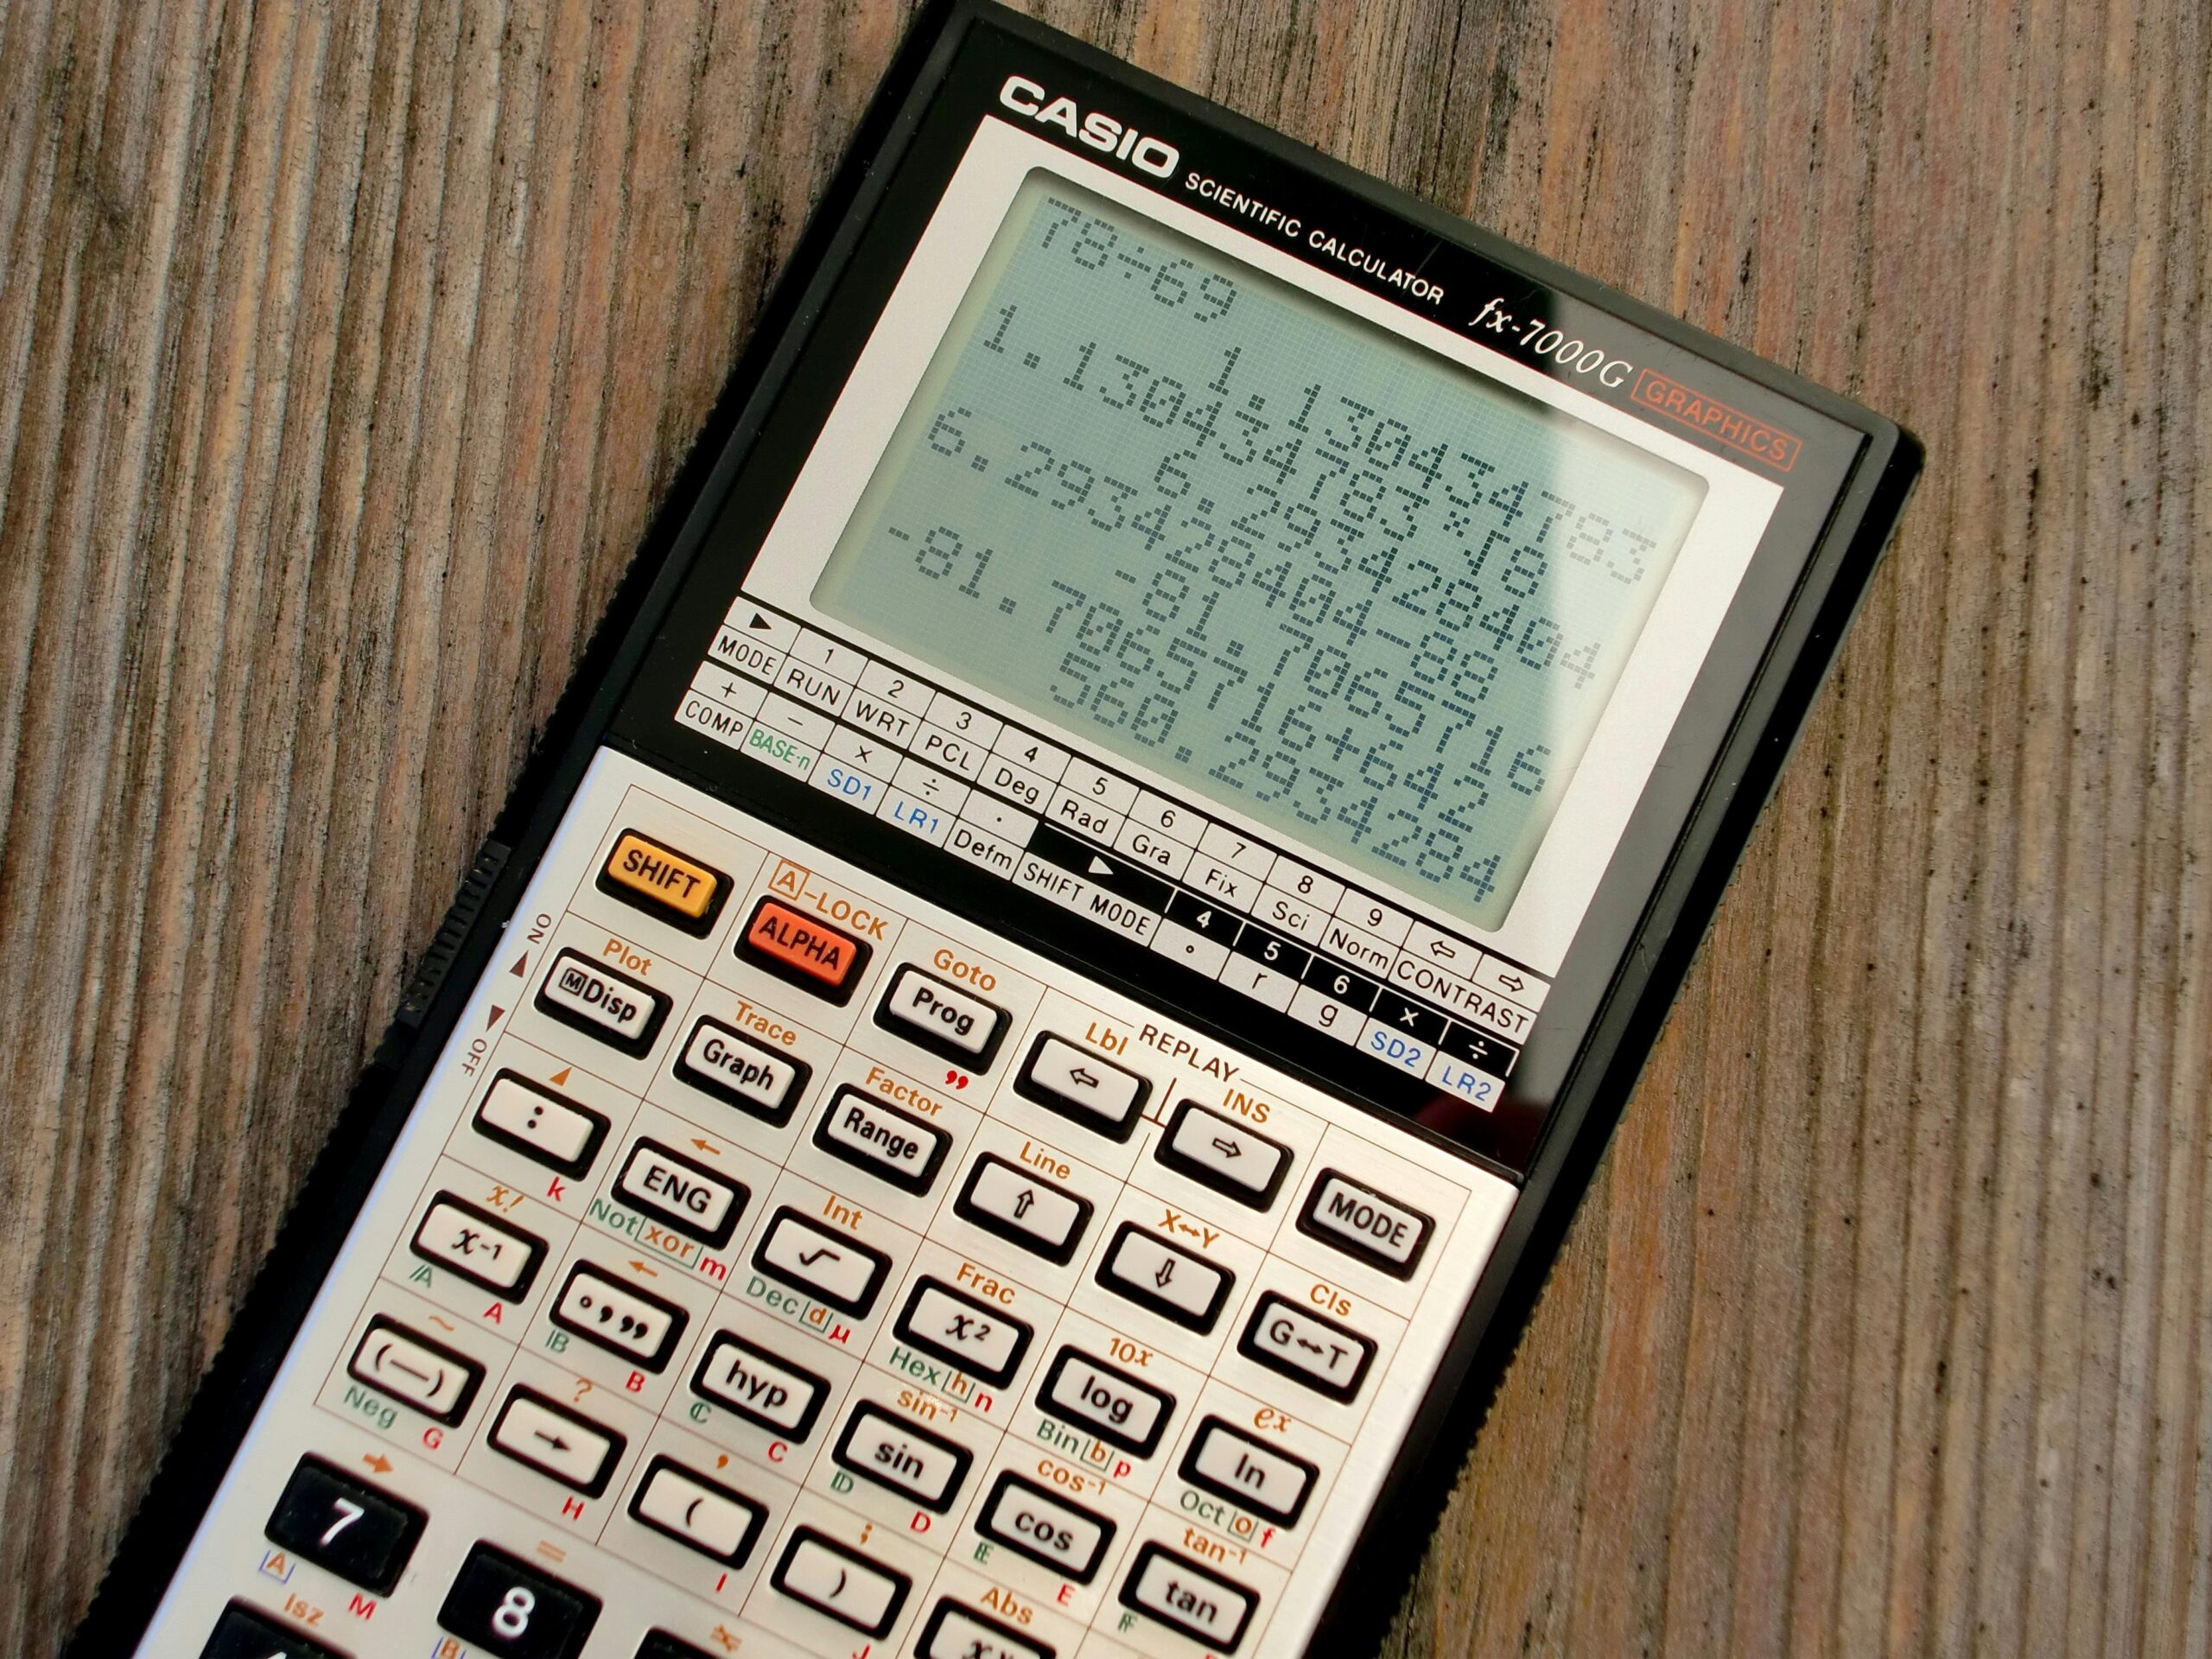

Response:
(953, 1154), (1092, 1264)
(488, 1386), (625, 1496)
(1014, 1033), (1150, 1141)
(1155, 1102), (1293, 1210)
(1096, 1219), (1234, 1332)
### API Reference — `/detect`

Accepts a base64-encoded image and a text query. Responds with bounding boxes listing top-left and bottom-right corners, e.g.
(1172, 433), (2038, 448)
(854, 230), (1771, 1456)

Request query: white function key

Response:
(613, 1137), (747, 1249)
(832, 1402), (974, 1511)
(1122, 1542), (1258, 1653)
(672, 1014), (810, 1126)
(348, 1317), (483, 1424)
(629, 1456), (767, 1565)
(918, 1602), (1054, 1659)
(773, 1529), (910, 1637)
(1014, 1033), (1150, 1141)
(690, 1332), (830, 1440)
(893, 1277), (1033, 1387)
(812, 1085), (951, 1195)
(874, 963), (1008, 1067)
(410, 1193), (545, 1298)
(549, 1262), (688, 1371)
(1096, 1222), (1234, 1332)
(1297, 1168), (1435, 1277)
(534, 947), (671, 1057)
(473, 1071), (608, 1176)
(489, 1388), (624, 1494)
(1180, 1415), (1320, 1526)
(954, 1154), (1092, 1264)
(976, 1471), (1116, 1582)
(1039, 1348), (1173, 1458)
(752, 1207), (892, 1317)
(1238, 1293), (1377, 1403)
(1154, 1102), (1293, 1209)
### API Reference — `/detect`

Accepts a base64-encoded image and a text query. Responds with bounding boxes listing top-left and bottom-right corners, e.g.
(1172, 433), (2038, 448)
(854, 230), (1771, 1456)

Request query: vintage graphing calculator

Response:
(75, 6), (1919, 1657)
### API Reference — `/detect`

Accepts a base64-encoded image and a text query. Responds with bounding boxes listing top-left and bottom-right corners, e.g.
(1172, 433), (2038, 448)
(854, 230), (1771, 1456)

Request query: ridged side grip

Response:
(381, 838), (513, 1053)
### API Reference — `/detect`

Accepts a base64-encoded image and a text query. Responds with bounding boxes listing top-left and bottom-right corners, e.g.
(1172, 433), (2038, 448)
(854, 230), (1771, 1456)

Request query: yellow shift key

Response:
(599, 828), (729, 936)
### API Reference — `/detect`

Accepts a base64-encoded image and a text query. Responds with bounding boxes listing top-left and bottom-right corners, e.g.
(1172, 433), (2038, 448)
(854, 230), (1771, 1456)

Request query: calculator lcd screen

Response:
(814, 175), (1706, 931)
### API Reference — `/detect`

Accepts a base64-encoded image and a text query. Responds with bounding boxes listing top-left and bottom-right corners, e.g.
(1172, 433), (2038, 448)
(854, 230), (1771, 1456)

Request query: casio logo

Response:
(1000, 76), (1179, 178)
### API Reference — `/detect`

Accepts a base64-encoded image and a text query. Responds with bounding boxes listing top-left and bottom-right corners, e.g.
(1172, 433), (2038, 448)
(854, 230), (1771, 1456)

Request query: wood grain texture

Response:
(0, 1), (2203, 1655)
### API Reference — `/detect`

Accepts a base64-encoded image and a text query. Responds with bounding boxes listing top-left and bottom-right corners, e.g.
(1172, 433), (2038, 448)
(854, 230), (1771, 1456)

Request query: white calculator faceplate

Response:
(141, 746), (1514, 1659)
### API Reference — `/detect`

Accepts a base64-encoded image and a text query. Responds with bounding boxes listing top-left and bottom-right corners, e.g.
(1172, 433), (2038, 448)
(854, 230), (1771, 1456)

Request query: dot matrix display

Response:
(814, 175), (1706, 930)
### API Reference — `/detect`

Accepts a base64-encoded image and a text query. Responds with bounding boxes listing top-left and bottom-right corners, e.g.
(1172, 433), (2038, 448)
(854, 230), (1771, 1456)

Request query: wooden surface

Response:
(0, 0), (2204, 1654)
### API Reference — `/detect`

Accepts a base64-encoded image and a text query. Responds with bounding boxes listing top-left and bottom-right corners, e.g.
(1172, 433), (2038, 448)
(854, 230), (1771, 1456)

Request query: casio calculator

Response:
(72, 5), (1919, 1657)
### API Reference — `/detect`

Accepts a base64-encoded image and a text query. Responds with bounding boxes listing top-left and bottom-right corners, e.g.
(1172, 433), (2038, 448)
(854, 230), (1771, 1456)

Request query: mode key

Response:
(1296, 1168), (1433, 1277)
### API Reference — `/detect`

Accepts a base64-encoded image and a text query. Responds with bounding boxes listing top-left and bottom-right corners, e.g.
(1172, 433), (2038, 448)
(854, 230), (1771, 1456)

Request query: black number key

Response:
(635, 1633), (715, 1659)
(438, 1541), (601, 1659)
(200, 1600), (350, 1658)
(263, 1455), (427, 1594)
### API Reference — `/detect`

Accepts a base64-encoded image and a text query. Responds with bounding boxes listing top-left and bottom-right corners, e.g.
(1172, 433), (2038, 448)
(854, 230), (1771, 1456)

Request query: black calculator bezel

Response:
(68, 4), (1919, 1654)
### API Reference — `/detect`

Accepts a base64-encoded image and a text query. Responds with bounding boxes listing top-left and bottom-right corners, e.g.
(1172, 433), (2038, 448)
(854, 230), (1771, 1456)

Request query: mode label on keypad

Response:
(1297, 1168), (1433, 1276)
